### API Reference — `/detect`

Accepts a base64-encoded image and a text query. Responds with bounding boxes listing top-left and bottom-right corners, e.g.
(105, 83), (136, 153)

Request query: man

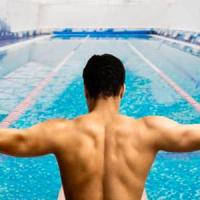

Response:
(0, 54), (200, 200)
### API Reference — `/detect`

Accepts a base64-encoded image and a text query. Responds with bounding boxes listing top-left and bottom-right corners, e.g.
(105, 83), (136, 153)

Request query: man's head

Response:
(83, 54), (125, 103)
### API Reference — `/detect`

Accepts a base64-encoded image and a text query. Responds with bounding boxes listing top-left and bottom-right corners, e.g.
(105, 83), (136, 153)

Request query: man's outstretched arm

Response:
(144, 116), (200, 152)
(0, 119), (68, 157)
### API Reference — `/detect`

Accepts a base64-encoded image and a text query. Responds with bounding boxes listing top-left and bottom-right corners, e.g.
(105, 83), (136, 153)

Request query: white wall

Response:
(161, 0), (200, 32)
(0, 0), (8, 20)
(0, 0), (40, 32)
(39, 1), (165, 29)
(39, 0), (200, 32)
(1, 0), (200, 33)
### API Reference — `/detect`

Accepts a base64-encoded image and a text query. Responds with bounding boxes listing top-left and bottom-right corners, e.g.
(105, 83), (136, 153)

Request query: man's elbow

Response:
(179, 130), (200, 152)
(0, 130), (27, 156)
(12, 131), (30, 156)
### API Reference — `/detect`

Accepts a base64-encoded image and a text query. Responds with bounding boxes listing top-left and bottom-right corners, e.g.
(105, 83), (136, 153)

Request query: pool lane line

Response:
(126, 41), (200, 113)
(171, 62), (200, 89)
(160, 54), (200, 89)
(0, 35), (51, 53)
(0, 36), (88, 128)
(152, 35), (200, 89)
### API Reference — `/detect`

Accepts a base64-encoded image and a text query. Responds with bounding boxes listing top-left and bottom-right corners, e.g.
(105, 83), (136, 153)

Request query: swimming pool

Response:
(0, 34), (200, 199)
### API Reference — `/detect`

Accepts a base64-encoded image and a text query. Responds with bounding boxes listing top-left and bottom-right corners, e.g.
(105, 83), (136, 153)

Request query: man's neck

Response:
(88, 96), (120, 116)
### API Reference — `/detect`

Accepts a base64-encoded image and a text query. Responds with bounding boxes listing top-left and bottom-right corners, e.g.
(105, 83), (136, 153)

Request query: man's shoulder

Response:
(44, 118), (72, 125)
(41, 118), (74, 134)
(117, 115), (172, 131)
(139, 116), (173, 129)
(45, 114), (96, 129)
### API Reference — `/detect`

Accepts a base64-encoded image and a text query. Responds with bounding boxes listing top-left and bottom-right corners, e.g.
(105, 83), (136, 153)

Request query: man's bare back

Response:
(55, 113), (155, 200)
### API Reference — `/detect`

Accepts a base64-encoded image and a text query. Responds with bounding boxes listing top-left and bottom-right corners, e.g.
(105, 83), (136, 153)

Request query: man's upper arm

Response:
(144, 116), (200, 152)
(0, 119), (69, 157)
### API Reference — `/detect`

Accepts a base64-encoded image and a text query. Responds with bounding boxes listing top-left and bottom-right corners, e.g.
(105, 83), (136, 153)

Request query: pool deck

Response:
(0, 37), (37, 48)
(152, 34), (200, 50)
(0, 35), (50, 52)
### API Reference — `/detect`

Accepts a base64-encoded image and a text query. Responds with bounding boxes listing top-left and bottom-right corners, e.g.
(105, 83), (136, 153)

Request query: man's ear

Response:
(123, 84), (126, 96)
(120, 84), (126, 99)
(84, 86), (89, 99)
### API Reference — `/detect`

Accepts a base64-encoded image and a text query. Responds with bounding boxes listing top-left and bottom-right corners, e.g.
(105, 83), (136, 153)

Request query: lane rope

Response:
(0, 36), (88, 128)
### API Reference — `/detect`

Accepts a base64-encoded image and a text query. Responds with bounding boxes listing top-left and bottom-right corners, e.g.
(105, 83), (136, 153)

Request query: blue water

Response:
(0, 36), (200, 199)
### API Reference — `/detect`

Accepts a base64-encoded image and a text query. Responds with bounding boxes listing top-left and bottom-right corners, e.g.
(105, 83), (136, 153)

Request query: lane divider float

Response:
(0, 36), (88, 128)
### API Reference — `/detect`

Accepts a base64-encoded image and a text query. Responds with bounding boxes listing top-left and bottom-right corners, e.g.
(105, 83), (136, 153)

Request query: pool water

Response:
(0, 35), (200, 200)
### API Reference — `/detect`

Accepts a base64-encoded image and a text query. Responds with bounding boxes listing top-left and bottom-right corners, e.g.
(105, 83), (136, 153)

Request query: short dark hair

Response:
(83, 54), (125, 99)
